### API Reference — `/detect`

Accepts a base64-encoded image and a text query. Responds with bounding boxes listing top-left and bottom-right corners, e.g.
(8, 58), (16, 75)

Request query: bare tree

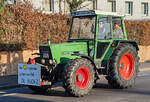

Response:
(66, 0), (94, 12)
(59, 0), (62, 14)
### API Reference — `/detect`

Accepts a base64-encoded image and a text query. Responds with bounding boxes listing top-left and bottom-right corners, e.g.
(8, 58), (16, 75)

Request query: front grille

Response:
(39, 46), (53, 60)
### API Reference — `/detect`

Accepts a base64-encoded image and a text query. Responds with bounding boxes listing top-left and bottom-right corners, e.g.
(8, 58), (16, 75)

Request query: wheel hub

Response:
(77, 74), (83, 82)
(120, 63), (124, 70)
(75, 67), (90, 89)
(119, 53), (135, 80)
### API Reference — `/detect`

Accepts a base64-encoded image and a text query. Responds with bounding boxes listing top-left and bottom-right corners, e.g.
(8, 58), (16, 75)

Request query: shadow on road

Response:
(31, 89), (67, 97)
(94, 83), (110, 89)
(94, 83), (150, 96)
(0, 96), (53, 102)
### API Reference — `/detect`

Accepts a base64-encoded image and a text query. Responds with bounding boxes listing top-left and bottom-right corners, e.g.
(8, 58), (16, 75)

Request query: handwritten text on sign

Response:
(18, 64), (41, 86)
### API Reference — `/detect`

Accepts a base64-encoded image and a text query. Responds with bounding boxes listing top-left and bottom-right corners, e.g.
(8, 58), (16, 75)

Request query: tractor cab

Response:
(68, 10), (127, 62)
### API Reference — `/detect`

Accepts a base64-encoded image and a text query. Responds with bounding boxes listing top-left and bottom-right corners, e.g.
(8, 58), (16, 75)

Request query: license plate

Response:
(18, 64), (41, 86)
(43, 53), (49, 58)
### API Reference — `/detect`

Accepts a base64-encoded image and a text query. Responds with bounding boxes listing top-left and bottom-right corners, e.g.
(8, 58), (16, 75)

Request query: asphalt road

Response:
(0, 71), (150, 102)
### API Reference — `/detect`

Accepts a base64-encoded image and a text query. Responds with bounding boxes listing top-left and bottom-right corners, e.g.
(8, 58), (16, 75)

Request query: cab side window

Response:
(98, 17), (111, 40)
(112, 18), (124, 39)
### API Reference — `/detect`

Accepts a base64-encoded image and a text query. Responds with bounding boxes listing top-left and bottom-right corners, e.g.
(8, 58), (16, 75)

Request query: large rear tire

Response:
(63, 58), (95, 97)
(106, 43), (139, 88)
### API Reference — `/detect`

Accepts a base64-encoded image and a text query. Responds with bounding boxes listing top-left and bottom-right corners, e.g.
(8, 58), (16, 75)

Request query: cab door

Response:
(94, 15), (113, 62)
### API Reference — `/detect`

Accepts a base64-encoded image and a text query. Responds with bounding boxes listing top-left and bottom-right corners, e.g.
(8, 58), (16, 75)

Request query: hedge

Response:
(0, 2), (150, 51)
(0, 2), (69, 51)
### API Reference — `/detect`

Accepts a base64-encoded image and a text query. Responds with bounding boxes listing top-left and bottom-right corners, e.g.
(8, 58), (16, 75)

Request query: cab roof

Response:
(71, 10), (124, 17)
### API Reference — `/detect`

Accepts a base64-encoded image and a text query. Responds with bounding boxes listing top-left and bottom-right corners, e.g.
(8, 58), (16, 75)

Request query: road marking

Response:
(0, 93), (17, 98)
(0, 91), (6, 94)
(2, 93), (17, 96)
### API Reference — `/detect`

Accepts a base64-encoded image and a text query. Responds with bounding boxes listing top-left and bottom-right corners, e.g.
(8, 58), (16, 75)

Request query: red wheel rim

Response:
(75, 66), (90, 89)
(119, 53), (135, 80)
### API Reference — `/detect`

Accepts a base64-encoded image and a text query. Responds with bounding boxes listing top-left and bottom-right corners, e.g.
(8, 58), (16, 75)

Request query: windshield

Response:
(69, 16), (96, 40)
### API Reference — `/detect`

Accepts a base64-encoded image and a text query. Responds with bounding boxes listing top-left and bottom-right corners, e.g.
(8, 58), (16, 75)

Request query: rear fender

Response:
(102, 40), (139, 75)
(115, 40), (139, 51)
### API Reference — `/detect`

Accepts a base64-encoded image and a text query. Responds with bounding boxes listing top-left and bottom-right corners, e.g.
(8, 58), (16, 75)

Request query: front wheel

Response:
(106, 44), (139, 88)
(63, 58), (95, 97)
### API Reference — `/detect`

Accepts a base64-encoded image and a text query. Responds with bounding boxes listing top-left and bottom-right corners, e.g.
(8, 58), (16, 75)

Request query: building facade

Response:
(6, 0), (150, 20)
(6, 0), (94, 13)
(95, 0), (150, 20)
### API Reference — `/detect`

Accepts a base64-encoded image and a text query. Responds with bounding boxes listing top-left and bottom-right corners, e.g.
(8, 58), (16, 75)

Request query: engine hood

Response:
(42, 42), (88, 64)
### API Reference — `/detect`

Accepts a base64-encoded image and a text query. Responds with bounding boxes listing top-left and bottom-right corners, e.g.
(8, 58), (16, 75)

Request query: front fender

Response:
(72, 54), (96, 68)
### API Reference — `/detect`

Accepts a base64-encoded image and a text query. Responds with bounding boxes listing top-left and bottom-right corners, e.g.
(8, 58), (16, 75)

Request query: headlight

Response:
(41, 59), (45, 64)
(43, 53), (49, 58)
(49, 59), (53, 64)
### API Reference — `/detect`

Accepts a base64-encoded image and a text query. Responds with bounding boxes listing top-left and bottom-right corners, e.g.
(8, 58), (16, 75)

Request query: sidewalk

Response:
(0, 62), (150, 90)
(139, 61), (150, 71)
(0, 75), (20, 90)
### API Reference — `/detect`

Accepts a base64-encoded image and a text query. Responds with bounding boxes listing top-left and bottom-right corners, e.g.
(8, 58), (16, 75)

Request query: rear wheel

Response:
(63, 58), (95, 97)
(106, 44), (139, 88)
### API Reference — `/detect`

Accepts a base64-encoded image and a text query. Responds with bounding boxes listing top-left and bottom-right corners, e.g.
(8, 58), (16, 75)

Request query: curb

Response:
(0, 84), (22, 90)
(139, 67), (150, 72)
(0, 75), (19, 90)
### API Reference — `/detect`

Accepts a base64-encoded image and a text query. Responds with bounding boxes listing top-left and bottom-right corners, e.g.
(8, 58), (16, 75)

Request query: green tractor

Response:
(18, 10), (139, 97)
